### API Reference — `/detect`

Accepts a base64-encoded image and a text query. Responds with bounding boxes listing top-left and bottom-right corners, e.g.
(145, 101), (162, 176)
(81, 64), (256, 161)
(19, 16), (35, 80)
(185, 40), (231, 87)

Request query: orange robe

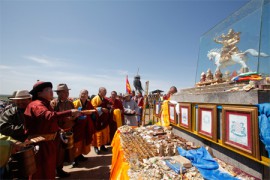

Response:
(91, 95), (110, 147)
(73, 99), (96, 157)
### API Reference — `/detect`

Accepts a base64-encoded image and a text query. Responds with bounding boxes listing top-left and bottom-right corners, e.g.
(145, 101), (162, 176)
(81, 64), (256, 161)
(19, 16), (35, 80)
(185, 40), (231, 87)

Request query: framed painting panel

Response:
(198, 105), (217, 142)
(169, 103), (177, 124)
(222, 106), (259, 159)
(179, 103), (192, 131)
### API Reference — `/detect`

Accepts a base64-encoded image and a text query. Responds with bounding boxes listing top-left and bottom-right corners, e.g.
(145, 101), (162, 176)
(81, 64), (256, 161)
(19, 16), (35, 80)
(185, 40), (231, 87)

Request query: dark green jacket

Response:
(0, 106), (27, 142)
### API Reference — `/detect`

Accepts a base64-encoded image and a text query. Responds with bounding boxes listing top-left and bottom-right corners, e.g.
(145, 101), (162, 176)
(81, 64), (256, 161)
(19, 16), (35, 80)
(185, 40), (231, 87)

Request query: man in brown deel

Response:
(51, 84), (76, 178)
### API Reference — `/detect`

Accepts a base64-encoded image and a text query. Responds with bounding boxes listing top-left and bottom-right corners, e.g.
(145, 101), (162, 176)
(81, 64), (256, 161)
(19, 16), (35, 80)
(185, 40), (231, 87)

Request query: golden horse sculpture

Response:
(208, 29), (269, 73)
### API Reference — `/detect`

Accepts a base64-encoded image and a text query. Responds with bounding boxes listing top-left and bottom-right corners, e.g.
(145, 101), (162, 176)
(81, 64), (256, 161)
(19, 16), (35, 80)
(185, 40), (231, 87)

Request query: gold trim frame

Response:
(169, 103), (177, 124)
(222, 106), (259, 159)
(179, 103), (192, 131)
(198, 105), (217, 142)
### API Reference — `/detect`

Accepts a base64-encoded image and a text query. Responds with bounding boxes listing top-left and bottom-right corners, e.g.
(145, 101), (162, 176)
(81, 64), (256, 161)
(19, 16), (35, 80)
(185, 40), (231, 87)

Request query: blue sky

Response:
(0, 0), (249, 97)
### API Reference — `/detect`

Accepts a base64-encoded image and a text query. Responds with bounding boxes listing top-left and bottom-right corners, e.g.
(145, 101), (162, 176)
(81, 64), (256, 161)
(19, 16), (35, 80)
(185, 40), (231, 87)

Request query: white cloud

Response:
(24, 56), (50, 65)
(24, 55), (50, 65)
(23, 55), (73, 68)
(0, 64), (128, 97)
(0, 58), (177, 97)
(0, 65), (13, 70)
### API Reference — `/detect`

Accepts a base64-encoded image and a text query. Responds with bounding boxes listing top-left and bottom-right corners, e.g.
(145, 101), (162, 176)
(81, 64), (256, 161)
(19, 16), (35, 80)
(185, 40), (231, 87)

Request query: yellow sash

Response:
(91, 95), (102, 108)
(73, 99), (82, 109)
(156, 100), (170, 127)
(113, 109), (122, 128)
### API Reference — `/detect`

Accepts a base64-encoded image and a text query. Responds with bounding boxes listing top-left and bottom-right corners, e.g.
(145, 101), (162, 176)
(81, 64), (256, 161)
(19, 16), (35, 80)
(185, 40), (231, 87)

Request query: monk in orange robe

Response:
(163, 86), (178, 100)
(91, 87), (110, 154)
(72, 89), (96, 167)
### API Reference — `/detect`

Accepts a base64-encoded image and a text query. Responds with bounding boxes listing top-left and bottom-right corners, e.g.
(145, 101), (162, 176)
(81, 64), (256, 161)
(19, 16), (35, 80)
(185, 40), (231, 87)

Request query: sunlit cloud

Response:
(0, 66), (128, 96)
(0, 65), (13, 70)
(23, 55), (73, 68)
(0, 62), (174, 97)
(24, 55), (50, 65)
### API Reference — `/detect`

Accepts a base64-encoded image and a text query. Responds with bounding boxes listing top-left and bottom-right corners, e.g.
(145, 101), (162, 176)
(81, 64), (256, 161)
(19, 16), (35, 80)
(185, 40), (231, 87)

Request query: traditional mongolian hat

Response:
(9, 90), (32, 100)
(29, 81), (53, 95)
(54, 84), (70, 92)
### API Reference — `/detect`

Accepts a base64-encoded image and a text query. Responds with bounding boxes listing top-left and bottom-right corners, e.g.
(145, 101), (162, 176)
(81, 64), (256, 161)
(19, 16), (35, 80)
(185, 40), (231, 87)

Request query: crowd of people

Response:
(0, 81), (146, 179)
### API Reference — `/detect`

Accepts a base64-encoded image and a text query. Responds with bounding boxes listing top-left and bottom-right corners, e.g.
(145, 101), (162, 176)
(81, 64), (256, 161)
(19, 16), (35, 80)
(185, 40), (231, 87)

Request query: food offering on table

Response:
(120, 131), (157, 162)
(118, 125), (134, 134)
(215, 158), (257, 180)
(119, 125), (200, 162)
(128, 156), (182, 180)
(118, 125), (257, 180)
(164, 155), (192, 173)
(152, 125), (166, 136)
(128, 156), (203, 180)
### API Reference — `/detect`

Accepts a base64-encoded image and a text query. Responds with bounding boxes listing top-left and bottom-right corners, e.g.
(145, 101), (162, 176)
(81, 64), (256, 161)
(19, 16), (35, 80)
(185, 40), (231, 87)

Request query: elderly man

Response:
(123, 93), (139, 126)
(24, 81), (81, 179)
(72, 89), (96, 166)
(157, 86), (178, 127)
(163, 86), (178, 100)
(0, 90), (32, 178)
(51, 84), (76, 177)
(91, 87), (110, 154)
(0, 90), (32, 142)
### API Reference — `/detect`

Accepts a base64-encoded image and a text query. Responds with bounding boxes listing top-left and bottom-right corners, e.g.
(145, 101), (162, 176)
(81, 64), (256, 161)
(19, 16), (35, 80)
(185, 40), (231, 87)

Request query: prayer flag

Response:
(126, 75), (132, 94)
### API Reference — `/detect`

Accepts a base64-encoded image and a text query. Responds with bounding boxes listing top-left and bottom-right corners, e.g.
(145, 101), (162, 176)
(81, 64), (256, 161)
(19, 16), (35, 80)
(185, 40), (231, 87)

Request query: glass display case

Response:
(195, 0), (270, 83)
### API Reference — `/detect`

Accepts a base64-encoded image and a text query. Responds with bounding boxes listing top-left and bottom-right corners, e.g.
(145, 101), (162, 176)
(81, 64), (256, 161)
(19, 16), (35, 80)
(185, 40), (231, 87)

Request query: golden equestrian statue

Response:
(214, 29), (241, 62)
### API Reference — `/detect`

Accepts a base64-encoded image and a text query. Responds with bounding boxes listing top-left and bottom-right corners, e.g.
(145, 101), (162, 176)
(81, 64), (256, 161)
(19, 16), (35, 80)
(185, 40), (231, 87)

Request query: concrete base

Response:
(171, 83), (270, 105)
